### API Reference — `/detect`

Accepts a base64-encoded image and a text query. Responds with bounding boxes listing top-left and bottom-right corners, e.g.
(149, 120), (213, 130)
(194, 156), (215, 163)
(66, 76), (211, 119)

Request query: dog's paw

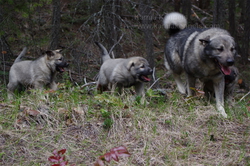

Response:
(217, 106), (227, 118)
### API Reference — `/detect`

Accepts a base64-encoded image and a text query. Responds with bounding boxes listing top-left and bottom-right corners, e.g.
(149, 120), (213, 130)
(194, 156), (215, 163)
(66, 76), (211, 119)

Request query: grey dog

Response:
(95, 42), (153, 99)
(163, 12), (239, 118)
(7, 47), (69, 98)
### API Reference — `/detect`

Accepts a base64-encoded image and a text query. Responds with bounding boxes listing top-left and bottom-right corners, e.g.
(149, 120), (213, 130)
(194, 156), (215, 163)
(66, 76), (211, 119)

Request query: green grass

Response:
(0, 83), (249, 166)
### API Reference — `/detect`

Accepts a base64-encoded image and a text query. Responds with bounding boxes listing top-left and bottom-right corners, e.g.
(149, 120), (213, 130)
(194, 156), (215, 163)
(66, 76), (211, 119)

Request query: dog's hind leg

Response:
(173, 73), (186, 94)
(7, 82), (18, 99)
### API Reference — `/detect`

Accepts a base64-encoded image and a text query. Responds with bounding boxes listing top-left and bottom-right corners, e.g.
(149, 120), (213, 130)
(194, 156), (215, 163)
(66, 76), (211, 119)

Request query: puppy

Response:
(7, 47), (69, 98)
(95, 42), (152, 99)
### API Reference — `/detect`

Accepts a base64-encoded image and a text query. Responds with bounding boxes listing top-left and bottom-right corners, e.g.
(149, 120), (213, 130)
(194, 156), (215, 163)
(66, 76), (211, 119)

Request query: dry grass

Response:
(0, 84), (249, 166)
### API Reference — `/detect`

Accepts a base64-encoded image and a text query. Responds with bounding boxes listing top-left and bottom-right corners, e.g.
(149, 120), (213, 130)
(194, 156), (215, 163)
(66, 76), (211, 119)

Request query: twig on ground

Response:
(239, 91), (250, 102)
(81, 82), (96, 89)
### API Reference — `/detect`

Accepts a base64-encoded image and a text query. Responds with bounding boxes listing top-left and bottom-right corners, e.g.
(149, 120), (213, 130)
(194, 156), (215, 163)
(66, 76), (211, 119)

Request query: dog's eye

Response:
(58, 58), (62, 61)
(230, 47), (235, 52)
(140, 65), (145, 68)
(217, 47), (223, 52)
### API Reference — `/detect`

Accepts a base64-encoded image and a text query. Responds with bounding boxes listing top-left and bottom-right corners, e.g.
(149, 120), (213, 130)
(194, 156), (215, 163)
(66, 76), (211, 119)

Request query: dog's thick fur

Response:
(95, 42), (152, 98)
(7, 47), (69, 98)
(203, 66), (239, 101)
(163, 12), (239, 117)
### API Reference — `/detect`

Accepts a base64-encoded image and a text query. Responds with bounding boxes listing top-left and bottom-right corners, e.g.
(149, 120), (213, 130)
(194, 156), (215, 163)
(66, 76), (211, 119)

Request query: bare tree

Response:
(104, 0), (122, 57)
(181, 0), (191, 22)
(50, 0), (61, 50)
(139, 0), (156, 85)
(174, 0), (181, 12)
(197, 0), (210, 9)
(241, 0), (250, 64)
(228, 0), (236, 38)
(0, 6), (13, 85)
(239, 0), (246, 24)
(213, 0), (226, 28)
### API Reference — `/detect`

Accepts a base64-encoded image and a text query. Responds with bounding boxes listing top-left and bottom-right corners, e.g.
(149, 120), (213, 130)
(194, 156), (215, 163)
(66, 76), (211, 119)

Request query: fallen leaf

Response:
(24, 109), (40, 116)
(73, 107), (85, 115)
(58, 108), (68, 114)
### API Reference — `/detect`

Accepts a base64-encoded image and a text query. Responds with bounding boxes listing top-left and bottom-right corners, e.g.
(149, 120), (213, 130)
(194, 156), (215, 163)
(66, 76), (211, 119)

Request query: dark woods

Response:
(0, 0), (249, 85)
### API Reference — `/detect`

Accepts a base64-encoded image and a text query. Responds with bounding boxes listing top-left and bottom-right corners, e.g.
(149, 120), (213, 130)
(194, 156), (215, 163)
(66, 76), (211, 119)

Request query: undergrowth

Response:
(0, 83), (249, 165)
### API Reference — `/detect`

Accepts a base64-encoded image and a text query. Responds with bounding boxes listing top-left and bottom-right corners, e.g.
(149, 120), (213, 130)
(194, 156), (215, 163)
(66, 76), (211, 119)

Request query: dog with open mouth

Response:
(163, 12), (239, 118)
(7, 47), (69, 99)
(95, 42), (152, 99)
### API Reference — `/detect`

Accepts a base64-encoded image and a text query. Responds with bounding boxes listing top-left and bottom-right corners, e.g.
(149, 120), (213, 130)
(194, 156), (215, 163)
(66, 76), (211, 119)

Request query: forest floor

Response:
(0, 62), (250, 165)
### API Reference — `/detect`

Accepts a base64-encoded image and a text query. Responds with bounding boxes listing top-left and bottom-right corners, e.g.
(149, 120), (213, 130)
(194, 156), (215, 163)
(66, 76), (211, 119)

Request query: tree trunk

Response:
(198, 0), (210, 9)
(104, 0), (122, 58)
(239, 0), (246, 24)
(181, 0), (191, 22)
(241, 0), (250, 64)
(213, 0), (226, 28)
(228, 0), (236, 38)
(139, 0), (156, 86)
(50, 0), (61, 50)
(174, 0), (181, 12)
(0, 6), (13, 85)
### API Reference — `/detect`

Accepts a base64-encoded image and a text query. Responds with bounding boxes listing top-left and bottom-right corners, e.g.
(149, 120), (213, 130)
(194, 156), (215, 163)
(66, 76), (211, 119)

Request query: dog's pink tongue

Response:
(60, 67), (65, 72)
(142, 76), (151, 81)
(221, 66), (231, 75)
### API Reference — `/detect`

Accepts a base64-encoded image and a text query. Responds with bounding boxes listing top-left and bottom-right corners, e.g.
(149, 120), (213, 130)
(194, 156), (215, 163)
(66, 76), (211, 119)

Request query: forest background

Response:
(0, 0), (250, 87)
(0, 0), (250, 165)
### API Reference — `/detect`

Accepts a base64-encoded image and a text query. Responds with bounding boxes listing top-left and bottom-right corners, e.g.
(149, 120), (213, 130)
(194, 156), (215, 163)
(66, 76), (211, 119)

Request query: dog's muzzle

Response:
(215, 58), (234, 76)
(138, 68), (153, 82)
(56, 62), (69, 73)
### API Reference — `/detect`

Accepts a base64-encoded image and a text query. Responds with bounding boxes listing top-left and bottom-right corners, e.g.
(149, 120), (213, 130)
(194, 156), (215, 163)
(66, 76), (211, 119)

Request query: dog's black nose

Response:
(227, 59), (234, 66)
(149, 68), (153, 74)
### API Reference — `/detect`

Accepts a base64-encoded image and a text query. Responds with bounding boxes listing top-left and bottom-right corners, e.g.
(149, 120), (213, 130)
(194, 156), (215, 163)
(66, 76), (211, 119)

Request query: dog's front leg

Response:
(50, 81), (58, 90)
(134, 82), (146, 104)
(186, 74), (196, 97)
(134, 82), (144, 96)
(173, 73), (186, 94)
(111, 83), (117, 94)
(213, 78), (227, 118)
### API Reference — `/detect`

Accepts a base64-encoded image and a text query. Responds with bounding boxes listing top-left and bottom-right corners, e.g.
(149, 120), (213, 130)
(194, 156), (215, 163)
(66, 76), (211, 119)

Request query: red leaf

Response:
(117, 152), (131, 158)
(59, 161), (68, 166)
(112, 146), (131, 156)
(110, 152), (119, 162)
(58, 149), (67, 155)
(48, 156), (60, 162)
(53, 149), (59, 156)
(95, 146), (131, 165)
(103, 153), (111, 162)
(51, 164), (61, 166)
(94, 159), (105, 166)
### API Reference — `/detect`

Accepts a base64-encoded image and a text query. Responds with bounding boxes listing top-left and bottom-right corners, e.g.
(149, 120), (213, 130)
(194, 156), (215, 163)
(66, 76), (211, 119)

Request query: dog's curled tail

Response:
(14, 47), (27, 64)
(95, 42), (111, 63)
(163, 12), (187, 36)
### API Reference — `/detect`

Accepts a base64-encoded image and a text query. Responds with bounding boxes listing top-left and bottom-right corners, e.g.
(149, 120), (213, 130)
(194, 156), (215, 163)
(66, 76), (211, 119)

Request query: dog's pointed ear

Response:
(46, 51), (55, 57)
(55, 49), (62, 53)
(127, 61), (135, 71)
(199, 36), (210, 46)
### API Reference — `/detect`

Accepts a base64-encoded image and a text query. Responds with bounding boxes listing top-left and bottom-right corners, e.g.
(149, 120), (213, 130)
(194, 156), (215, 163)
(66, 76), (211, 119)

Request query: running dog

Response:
(7, 47), (69, 98)
(95, 42), (152, 99)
